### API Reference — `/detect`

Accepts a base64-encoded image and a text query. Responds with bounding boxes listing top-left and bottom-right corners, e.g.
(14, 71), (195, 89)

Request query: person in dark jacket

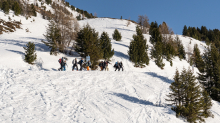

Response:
(104, 60), (111, 71)
(114, 61), (120, 71)
(119, 61), (123, 71)
(99, 61), (104, 71)
(78, 58), (84, 71)
(72, 58), (78, 71)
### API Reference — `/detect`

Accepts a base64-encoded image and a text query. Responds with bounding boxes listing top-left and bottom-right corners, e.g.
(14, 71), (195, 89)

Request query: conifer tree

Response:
(166, 69), (184, 117)
(198, 44), (220, 102)
(149, 21), (158, 36)
(112, 29), (122, 41)
(150, 27), (165, 69)
(12, 1), (21, 16)
(167, 68), (213, 122)
(31, 4), (37, 17)
(2, 1), (9, 14)
(23, 42), (37, 64)
(175, 36), (186, 60)
(100, 32), (114, 60)
(75, 24), (103, 69)
(182, 25), (188, 35)
(42, 20), (61, 55)
(201, 89), (213, 118)
(128, 26), (149, 67)
(193, 44), (205, 73)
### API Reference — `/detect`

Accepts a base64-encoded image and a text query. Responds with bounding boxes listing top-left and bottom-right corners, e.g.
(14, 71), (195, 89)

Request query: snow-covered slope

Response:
(1, 8), (220, 123)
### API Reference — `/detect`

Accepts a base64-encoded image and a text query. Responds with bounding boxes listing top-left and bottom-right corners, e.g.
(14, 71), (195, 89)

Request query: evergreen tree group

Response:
(100, 32), (114, 60)
(1, 1), (9, 14)
(198, 44), (220, 102)
(128, 26), (149, 67)
(23, 42), (37, 64)
(167, 68), (213, 122)
(112, 29), (122, 41)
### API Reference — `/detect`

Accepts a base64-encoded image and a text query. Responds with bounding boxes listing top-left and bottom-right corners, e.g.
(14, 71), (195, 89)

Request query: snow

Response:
(0, 3), (220, 123)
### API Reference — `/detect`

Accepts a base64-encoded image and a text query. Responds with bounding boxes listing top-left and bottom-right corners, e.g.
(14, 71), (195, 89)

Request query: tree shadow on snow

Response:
(145, 72), (173, 84)
(106, 27), (134, 32)
(6, 49), (25, 55)
(114, 42), (129, 48)
(114, 51), (129, 59)
(109, 92), (166, 107)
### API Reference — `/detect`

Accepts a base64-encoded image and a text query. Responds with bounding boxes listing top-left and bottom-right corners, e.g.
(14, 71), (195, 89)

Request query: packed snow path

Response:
(0, 69), (181, 123)
(1, 69), (220, 123)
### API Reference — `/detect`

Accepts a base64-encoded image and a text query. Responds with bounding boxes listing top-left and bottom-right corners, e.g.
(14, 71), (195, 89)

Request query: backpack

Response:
(59, 58), (62, 63)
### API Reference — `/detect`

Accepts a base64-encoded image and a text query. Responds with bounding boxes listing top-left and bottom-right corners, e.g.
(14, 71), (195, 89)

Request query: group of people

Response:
(58, 57), (91, 71)
(58, 57), (124, 71)
(99, 60), (111, 71)
(114, 61), (124, 71)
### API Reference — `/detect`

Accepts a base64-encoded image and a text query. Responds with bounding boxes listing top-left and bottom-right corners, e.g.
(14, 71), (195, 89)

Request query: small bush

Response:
(112, 29), (122, 41)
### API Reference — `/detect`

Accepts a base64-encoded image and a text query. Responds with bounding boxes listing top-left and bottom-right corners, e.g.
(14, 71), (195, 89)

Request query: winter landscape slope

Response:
(1, 4), (220, 123)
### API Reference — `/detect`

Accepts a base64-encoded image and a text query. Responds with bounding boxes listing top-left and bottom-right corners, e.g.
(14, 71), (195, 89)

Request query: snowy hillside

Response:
(1, 5), (220, 123)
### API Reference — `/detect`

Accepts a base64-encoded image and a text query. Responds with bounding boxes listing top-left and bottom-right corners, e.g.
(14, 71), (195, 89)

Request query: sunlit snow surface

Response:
(0, 8), (220, 123)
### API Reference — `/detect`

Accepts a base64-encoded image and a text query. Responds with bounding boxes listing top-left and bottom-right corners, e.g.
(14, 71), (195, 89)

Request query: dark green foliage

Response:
(163, 40), (175, 66)
(76, 14), (81, 20)
(182, 25), (187, 35)
(75, 24), (103, 70)
(150, 25), (165, 69)
(45, 0), (52, 5)
(149, 21), (158, 36)
(71, 5), (75, 10)
(201, 89), (213, 118)
(166, 69), (184, 117)
(12, 1), (21, 16)
(2, 1), (9, 14)
(112, 29), (122, 41)
(192, 44), (205, 73)
(167, 68), (213, 122)
(182, 25), (220, 47)
(175, 36), (186, 60)
(100, 32), (114, 60)
(31, 4), (37, 17)
(128, 26), (149, 67)
(120, 16), (122, 19)
(42, 21), (61, 55)
(23, 42), (37, 64)
(198, 44), (220, 102)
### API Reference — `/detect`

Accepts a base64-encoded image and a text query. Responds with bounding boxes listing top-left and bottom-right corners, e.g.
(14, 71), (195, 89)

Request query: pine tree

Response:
(100, 32), (114, 60)
(75, 24), (103, 69)
(167, 68), (213, 122)
(42, 20), (61, 55)
(182, 25), (188, 35)
(150, 27), (165, 69)
(166, 69), (184, 117)
(198, 44), (220, 102)
(12, 1), (21, 16)
(149, 21), (158, 36)
(128, 26), (149, 67)
(181, 68), (203, 123)
(175, 36), (186, 60)
(2, 1), (9, 14)
(201, 89), (213, 118)
(193, 44), (205, 73)
(112, 29), (122, 41)
(23, 42), (37, 64)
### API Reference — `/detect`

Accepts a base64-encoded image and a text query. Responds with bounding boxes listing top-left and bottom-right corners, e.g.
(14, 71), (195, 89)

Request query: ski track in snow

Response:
(0, 69), (182, 123)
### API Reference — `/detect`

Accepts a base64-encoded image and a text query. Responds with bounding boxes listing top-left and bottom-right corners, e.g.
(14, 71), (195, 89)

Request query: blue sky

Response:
(66, 0), (220, 34)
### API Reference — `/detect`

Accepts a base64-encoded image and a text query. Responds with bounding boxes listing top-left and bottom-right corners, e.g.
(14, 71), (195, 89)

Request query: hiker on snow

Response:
(104, 60), (111, 71)
(72, 58), (78, 71)
(58, 57), (62, 71)
(119, 61), (123, 71)
(86, 60), (91, 71)
(114, 61), (120, 71)
(62, 59), (68, 71)
(78, 58), (84, 71)
(99, 61), (104, 71)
